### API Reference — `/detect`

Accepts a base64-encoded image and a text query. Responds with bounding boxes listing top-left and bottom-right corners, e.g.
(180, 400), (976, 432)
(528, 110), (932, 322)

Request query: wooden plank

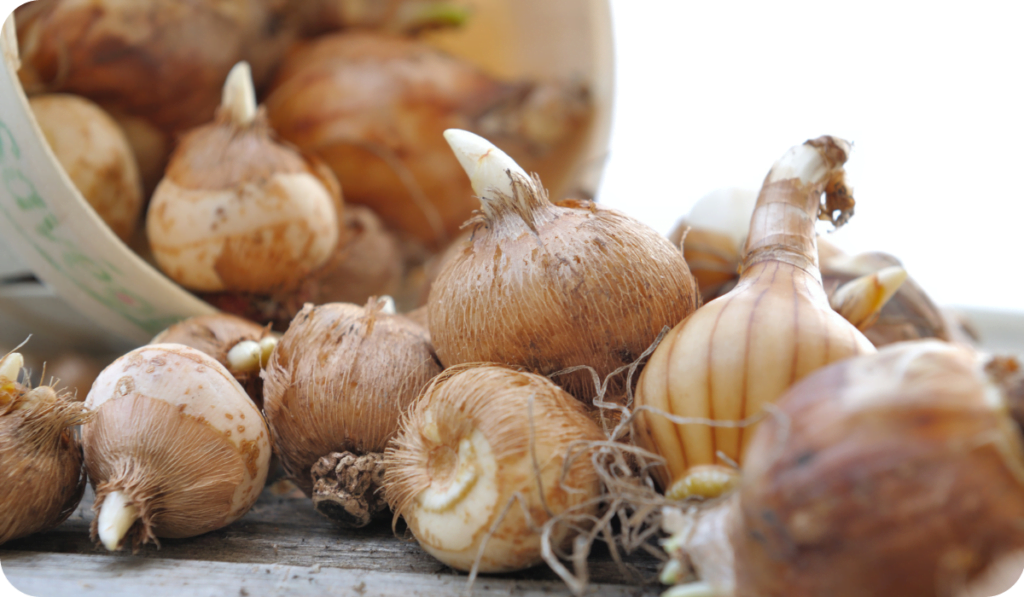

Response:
(1, 480), (663, 596)
(1, 553), (658, 597)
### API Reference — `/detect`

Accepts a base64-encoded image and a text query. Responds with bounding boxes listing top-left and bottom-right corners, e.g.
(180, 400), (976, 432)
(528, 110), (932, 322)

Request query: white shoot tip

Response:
(227, 340), (262, 374)
(417, 437), (479, 512)
(98, 491), (139, 551)
(380, 296), (397, 315)
(0, 353), (24, 384)
(222, 61), (257, 127)
(443, 129), (528, 198)
(876, 265), (909, 295)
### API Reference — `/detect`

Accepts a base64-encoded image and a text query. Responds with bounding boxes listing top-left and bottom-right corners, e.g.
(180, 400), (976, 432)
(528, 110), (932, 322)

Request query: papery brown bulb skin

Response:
(29, 94), (143, 243)
(147, 110), (341, 294)
(265, 32), (512, 247)
(428, 189), (699, 403)
(16, 0), (285, 136)
(0, 376), (90, 546)
(305, 205), (404, 306)
(83, 345), (270, 549)
(265, 33), (590, 249)
(384, 364), (605, 573)
(262, 299), (441, 497)
(733, 341), (1024, 597)
(634, 137), (875, 499)
(152, 314), (271, 409)
(199, 290), (312, 333)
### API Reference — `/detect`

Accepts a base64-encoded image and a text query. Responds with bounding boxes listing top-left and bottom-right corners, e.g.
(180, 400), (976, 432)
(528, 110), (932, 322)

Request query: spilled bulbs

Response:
(83, 344), (270, 551)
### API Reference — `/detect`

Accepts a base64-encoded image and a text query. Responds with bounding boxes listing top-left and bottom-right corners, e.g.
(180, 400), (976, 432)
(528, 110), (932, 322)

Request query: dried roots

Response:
(311, 451), (387, 528)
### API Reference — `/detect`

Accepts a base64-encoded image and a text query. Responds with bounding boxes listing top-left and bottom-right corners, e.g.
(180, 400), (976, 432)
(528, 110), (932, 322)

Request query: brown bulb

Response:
(146, 62), (341, 294)
(16, 0), (291, 136)
(384, 364), (605, 573)
(734, 341), (1024, 597)
(152, 314), (274, 410)
(83, 344), (271, 551)
(0, 353), (91, 546)
(29, 94), (143, 243)
(427, 131), (698, 403)
(305, 205), (404, 306)
(266, 32), (590, 248)
(261, 297), (441, 527)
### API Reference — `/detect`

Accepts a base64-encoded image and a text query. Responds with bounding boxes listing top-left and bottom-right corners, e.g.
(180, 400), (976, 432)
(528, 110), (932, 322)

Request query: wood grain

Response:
(1, 480), (663, 596)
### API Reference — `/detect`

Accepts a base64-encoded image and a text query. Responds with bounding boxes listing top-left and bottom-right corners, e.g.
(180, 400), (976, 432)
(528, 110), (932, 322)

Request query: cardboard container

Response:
(0, 1), (615, 350)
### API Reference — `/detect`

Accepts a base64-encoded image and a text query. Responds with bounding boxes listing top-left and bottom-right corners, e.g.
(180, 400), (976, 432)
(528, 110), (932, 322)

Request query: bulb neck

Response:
(478, 172), (554, 233)
(741, 136), (852, 281)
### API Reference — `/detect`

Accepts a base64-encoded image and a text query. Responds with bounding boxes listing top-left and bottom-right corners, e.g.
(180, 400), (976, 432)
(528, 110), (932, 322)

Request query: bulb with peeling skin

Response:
(635, 136), (877, 501)
(147, 61), (341, 294)
(83, 344), (271, 551)
(732, 341), (1024, 597)
(384, 365), (605, 573)
(265, 32), (592, 248)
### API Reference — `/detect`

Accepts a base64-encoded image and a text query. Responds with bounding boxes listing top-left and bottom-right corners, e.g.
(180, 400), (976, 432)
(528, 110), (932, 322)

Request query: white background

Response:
(0, 1), (1023, 596)
(598, 0), (1024, 314)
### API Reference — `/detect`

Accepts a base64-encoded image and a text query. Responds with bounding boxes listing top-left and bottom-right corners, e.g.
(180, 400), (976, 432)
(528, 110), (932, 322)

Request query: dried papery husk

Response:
(304, 206), (404, 306)
(15, 0), (290, 137)
(0, 353), (92, 546)
(147, 62), (341, 294)
(83, 344), (271, 551)
(199, 290), (313, 334)
(290, 0), (470, 37)
(732, 341), (1024, 597)
(151, 314), (274, 410)
(428, 130), (699, 404)
(667, 188), (758, 304)
(634, 136), (876, 501)
(265, 32), (592, 248)
(28, 94), (143, 243)
(828, 266), (908, 331)
(820, 249), (958, 346)
(384, 364), (605, 573)
(262, 297), (441, 527)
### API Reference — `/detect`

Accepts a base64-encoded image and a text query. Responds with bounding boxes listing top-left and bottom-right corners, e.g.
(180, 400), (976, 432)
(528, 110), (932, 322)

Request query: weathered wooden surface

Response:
(1, 480), (663, 596)
(2, 554), (655, 597)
